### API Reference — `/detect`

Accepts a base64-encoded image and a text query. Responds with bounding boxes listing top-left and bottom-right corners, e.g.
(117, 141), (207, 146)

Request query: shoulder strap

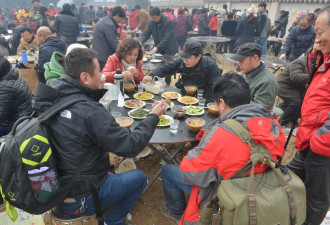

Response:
(38, 95), (86, 122)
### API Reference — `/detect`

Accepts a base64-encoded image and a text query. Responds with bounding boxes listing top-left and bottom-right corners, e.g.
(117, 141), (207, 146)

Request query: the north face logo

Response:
(258, 120), (263, 126)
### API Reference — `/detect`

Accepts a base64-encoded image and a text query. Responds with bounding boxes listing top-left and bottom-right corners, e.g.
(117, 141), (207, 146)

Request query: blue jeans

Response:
(161, 165), (192, 219)
(58, 170), (147, 225)
(256, 37), (268, 55)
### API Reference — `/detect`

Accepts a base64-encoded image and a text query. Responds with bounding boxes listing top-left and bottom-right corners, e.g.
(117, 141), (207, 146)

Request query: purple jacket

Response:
(173, 15), (190, 37)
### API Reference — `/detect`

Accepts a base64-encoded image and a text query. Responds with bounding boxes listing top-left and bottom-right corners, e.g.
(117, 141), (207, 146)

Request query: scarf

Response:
(121, 59), (136, 72)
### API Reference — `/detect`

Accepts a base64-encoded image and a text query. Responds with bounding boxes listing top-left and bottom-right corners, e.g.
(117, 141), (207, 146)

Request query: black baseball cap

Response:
(179, 40), (203, 58)
(230, 43), (262, 62)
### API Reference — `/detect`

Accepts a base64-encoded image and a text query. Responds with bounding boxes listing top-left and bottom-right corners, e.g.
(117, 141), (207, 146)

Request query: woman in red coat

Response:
(102, 38), (144, 84)
(209, 13), (218, 36)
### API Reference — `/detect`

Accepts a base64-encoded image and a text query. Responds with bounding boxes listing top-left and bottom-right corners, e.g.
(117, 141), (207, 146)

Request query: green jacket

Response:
(44, 51), (65, 85)
(242, 63), (277, 109)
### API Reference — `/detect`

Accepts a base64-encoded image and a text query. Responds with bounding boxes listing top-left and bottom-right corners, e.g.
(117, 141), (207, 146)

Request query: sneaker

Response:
(159, 200), (180, 225)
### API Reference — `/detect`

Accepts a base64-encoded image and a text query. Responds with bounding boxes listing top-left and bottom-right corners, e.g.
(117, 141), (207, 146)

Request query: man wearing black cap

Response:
(230, 43), (277, 109)
(143, 40), (221, 103)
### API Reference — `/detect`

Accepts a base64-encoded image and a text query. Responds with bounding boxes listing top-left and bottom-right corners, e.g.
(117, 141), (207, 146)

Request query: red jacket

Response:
(296, 52), (330, 156)
(179, 105), (285, 225)
(209, 16), (218, 31)
(101, 53), (144, 84)
(129, 11), (138, 29)
(165, 12), (174, 21)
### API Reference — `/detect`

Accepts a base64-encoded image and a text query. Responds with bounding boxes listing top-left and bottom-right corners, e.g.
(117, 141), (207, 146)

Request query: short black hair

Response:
(64, 48), (98, 80)
(227, 12), (234, 19)
(62, 3), (71, 11)
(20, 27), (33, 34)
(135, 5), (141, 10)
(258, 2), (267, 9)
(213, 72), (250, 108)
(32, 0), (40, 3)
(39, 6), (48, 16)
(314, 8), (321, 13)
(150, 7), (161, 16)
(223, 4), (227, 9)
(112, 6), (126, 18)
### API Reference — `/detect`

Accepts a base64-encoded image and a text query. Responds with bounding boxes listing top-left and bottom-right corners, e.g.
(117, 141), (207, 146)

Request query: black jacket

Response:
(221, 20), (237, 37)
(10, 25), (25, 55)
(54, 10), (80, 45)
(0, 58), (32, 135)
(92, 15), (119, 63)
(282, 25), (315, 62)
(278, 15), (288, 37)
(140, 15), (178, 56)
(37, 36), (67, 83)
(32, 74), (159, 197)
(235, 17), (260, 48)
(150, 56), (221, 102)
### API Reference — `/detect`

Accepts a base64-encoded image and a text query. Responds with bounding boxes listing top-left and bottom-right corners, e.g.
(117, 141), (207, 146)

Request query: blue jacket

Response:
(282, 24), (315, 61)
(37, 36), (67, 83)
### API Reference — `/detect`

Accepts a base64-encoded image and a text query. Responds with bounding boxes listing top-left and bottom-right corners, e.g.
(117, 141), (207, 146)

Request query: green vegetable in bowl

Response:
(130, 108), (149, 118)
(158, 115), (170, 126)
(186, 106), (203, 115)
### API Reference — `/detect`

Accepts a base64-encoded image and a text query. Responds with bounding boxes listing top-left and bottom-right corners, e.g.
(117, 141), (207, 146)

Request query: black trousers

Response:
(287, 147), (330, 225)
(280, 96), (302, 126)
(176, 35), (187, 51)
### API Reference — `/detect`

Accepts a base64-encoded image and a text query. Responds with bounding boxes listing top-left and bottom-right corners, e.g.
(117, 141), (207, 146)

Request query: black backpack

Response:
(0, 94), (104, 224)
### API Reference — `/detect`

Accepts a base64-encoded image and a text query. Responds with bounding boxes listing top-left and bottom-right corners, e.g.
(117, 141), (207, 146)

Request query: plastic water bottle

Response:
(21, 50), (28, 64)
(113, 69), (124, 96)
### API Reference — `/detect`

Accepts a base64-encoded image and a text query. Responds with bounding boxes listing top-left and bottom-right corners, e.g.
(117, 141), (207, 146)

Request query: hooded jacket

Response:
(149, 56), (220, 103)
(179, 104), (285, 225)
(282, 25), (315, 61)
(44, 51), (65, 85)
(54, 9), (80, 45)
(296, 51), (330, 156)
(92, 15), (119, 63)
(32, 74), (160, 197)
(102, 53), (144, 84)
(37, 36), (67, 83)
(140, 15), (178, 56)
(0, 57), (32, 135)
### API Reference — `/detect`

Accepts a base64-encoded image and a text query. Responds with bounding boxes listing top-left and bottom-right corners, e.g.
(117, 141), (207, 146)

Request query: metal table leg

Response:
(142, 143), (186, 194)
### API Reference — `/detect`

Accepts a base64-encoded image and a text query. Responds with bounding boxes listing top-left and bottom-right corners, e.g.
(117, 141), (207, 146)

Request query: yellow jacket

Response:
(16, 10), (28, 19)
(17, 36), (39, 55)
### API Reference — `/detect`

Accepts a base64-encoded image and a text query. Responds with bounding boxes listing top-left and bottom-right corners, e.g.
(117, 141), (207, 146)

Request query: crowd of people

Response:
(0, 1), (329, 225)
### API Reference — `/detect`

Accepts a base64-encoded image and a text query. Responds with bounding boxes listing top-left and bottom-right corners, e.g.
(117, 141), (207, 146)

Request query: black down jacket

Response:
(0, 57), (32, 135)
(54, 10), (80, 45)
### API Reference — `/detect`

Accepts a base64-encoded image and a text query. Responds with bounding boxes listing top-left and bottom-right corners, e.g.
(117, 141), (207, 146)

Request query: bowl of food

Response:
(116, 117), (134, 129)
(128, 108), (150, 119)
(171, 105), (186, 119)
(118, 158), (136, 173)
(124, 82), (136, 93)
(185, 118), (205, 132)
(184, 85), (197, 95)
(207, 103), (219, 115)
